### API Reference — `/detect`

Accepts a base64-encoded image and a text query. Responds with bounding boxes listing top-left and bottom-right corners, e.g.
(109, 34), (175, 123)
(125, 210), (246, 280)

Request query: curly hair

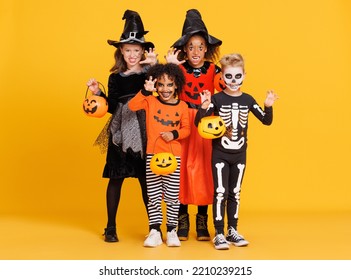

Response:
(146, 63), (186, 98)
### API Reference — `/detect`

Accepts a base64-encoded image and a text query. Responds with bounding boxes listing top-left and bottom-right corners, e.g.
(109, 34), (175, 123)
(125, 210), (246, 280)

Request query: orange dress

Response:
(178, 61), (222, 205)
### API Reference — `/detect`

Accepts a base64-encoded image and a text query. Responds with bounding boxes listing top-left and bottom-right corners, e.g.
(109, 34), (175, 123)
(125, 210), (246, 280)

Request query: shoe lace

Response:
(168, 229), (178, 238)
(197, 215), (207, 230)
(213, 233), (227, 244)
(178, 214), (189, 230)
(228, 227), (244, 239)
(145, 229), (158, 238)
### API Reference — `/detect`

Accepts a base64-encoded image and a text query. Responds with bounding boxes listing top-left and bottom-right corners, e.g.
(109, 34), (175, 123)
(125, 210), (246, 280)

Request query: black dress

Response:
(102, 72), (147, 179)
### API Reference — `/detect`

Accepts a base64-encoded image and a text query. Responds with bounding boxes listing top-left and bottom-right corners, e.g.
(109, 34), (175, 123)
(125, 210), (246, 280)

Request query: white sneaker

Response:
(226, 227), (249, 247)
(166, 229), (181, 247)
(213, 233), (229, 250)
(144, 229), (163, 247)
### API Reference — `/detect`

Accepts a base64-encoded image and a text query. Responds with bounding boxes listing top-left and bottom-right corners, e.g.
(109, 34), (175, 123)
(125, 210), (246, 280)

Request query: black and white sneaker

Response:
(213, 233), (229, 250)
(226, 227), (249, 247)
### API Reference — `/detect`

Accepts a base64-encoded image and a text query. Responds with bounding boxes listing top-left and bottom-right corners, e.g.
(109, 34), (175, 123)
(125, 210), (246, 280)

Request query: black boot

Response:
(103, 226), (119, 242)
(196, 213), (210, 241)
(177, 213), (189, 241)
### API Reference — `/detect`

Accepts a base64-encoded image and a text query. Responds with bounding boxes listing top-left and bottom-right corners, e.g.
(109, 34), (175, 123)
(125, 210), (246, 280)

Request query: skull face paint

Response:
(222, 66), (245, 91)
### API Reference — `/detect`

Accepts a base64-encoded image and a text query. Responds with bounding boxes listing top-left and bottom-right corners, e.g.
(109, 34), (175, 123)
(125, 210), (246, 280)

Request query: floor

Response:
(1, 210), (350, 260)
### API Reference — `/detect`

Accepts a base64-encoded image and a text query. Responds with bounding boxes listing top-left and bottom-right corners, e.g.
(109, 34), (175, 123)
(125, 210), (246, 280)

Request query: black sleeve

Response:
(106, 75), (119, 114)
(171, 130), (179, 139)
(251, 98), (273, 125)
(194, 103), (215, 127)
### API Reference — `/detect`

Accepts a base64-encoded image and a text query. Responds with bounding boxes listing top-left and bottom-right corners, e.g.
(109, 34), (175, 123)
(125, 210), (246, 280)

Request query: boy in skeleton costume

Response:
(195, 53), (278, 250)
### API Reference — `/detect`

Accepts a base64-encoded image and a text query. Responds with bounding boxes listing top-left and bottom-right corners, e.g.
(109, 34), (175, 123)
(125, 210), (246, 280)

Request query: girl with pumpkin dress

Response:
(86, 10), (158, 242)
(129, 63), (190, 247)
(165, 9), (223, 241)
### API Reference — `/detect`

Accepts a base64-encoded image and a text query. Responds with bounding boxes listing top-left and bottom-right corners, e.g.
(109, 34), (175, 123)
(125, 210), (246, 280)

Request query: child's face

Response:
(183, 35), (207, 68)
(120, 43), (144, 68)
(155, 74), (177, 104)
(222, 66), (245, 91)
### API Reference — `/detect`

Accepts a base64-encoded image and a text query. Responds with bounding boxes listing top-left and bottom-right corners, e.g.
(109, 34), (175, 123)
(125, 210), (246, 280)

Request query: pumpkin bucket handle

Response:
(152, 135), (174, 154)
(85, 81), (107, 98)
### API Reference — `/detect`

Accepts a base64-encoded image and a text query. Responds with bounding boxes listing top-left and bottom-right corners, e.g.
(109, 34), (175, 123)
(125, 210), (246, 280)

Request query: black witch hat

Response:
(107, 10), (154, 49)
(171, 9), (222, 48)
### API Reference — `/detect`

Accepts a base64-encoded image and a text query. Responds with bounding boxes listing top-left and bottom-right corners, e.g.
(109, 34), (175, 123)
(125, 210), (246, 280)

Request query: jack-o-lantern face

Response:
(150, 152), (178, 175)
(214, 73), (226, 92)
(184, 81), (205, 101)
(83, 95), (108, 118)
(154, 109), (180, 127)
(198, 116), (226, 139)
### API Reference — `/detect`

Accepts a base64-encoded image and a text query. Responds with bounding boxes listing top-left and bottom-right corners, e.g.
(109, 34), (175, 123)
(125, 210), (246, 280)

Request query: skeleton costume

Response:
(195, 91), (273, 233)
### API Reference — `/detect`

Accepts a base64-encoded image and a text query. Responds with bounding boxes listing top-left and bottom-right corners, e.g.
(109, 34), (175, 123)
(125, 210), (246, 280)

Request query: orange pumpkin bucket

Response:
(82, 82), (108, 118)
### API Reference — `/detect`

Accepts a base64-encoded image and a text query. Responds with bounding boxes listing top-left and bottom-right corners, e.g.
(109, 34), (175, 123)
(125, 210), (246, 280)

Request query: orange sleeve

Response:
(128, 91), (148, 111)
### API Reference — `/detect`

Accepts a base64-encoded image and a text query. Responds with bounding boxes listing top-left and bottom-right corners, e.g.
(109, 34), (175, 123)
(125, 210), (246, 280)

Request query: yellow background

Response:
(1, 0), (351, 260)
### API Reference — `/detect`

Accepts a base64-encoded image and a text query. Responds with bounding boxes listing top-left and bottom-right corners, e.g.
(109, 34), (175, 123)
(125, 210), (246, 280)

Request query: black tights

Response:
(178, 204), (208, 216)
(106, 176), (148, 228)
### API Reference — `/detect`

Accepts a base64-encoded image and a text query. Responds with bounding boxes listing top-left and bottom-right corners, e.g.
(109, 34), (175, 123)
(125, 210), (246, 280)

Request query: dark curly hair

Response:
(146, 63), (186, 98)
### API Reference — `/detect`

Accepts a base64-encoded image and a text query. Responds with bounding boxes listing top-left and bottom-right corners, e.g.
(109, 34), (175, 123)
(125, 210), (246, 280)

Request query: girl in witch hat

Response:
(86, 10), (158, 242)
(165, 9), (223, 242)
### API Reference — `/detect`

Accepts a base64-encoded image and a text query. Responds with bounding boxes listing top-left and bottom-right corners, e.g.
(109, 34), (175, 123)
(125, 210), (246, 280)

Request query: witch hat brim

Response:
(107, 10), (154, 49)
(171, 9), (222, 48)
(107, 39), (154, 49)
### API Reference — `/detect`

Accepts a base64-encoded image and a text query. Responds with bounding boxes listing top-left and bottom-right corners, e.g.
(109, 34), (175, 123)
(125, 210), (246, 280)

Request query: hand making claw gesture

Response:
(200, 89), (212, 109)
(264, 90), (279, 107)
(144, 76), (157, 92)
(165, 48), (186, 65)
(140, 48), (158, 66)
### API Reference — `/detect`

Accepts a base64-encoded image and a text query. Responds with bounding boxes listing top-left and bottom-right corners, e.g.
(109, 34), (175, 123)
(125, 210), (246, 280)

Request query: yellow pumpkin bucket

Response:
(150, 137), (178, 175)
(197, 115), (226, 139)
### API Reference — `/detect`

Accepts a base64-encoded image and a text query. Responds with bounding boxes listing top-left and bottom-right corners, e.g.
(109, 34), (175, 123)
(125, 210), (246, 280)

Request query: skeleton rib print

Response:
(219, 103), (249, 141)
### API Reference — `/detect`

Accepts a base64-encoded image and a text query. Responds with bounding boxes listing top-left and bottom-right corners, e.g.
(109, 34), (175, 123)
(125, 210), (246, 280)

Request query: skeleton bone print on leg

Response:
(220, 103), (248, 150)
(233, 163), (245, 219)
(215, 162), (225, 221)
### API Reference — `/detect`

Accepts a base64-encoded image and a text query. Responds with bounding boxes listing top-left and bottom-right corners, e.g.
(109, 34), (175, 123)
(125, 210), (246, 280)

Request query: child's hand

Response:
(144, 76), (157, 92)
(140, 48), (158, 66)
(264, 90), (279, 107)
(86, 78), (100, 94)
(160, 131), (174, 142)
(200, 90), (211, 109)
(164, 48), (186, 65)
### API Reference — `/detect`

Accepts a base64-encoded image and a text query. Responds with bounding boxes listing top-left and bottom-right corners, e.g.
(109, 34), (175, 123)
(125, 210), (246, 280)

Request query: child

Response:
(86, 10), (157, 242)
(195, 53), (278, 250)
(129, 63), (190, 247)
(165, 9), (222, 241)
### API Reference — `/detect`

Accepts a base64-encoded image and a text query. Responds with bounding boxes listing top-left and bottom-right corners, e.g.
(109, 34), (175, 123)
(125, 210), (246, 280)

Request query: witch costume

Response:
(94, 10), (154, 242)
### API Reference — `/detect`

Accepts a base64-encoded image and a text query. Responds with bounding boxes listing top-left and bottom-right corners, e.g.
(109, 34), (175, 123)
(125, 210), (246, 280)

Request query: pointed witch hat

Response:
(107, 10), (154, 49)
(171, 9), (222, 48)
